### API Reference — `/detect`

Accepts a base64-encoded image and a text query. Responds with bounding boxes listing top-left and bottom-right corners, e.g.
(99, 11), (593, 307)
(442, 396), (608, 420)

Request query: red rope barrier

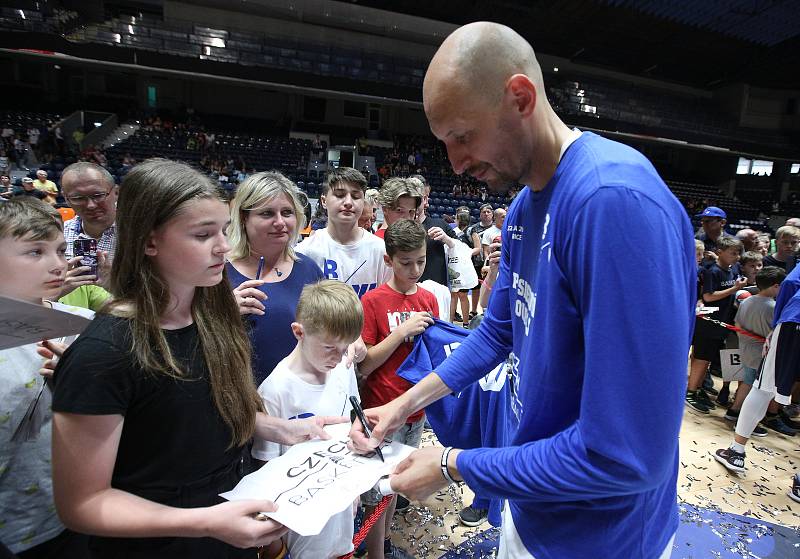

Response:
(697, 315), (766, 342)
(338, 495), (394, 559)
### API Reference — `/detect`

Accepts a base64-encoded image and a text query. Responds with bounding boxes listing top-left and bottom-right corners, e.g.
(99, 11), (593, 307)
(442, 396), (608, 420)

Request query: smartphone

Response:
(73, 239), (98, 277)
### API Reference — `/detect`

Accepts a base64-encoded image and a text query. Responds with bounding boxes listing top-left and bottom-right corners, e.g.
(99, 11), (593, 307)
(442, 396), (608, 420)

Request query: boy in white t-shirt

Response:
(0, 199), (94, 557)
(296, 167), (391, 299)
(252, 280), (364, 559)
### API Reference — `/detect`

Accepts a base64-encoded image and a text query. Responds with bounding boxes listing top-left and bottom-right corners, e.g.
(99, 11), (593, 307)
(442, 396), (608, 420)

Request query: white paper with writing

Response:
(220, 422), (415, 536)
(0, 296), (92, 350)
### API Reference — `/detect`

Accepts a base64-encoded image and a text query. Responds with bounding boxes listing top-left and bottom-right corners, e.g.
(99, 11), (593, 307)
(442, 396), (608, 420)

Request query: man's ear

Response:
(383, 254), (393, 268)
(320, 194), (327, 210)
(291, 322), (304, 341)
(506, 74), (537, 118)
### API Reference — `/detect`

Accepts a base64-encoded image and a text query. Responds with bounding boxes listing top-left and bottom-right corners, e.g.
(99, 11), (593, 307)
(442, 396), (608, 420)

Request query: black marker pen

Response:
(349, 396), (384, 462)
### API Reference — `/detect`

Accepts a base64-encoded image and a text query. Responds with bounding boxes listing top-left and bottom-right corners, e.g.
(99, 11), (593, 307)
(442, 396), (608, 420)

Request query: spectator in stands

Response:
(412, 175), (459, 286)
(735, 228), (759, 253)
(71, 129), (84, 153)
(13, 177), (48, 202)
(121, 153), (135, 170)
(53, 125), (64, 156)
(686, 237), (746, 414)
(763, 225), (800, 271)
(0, 175), (12, 199)
(481, 207), (507, 259)
(375, 177), (422, 238)
(226, 171), (323, 386)
(34, 169), (59, 205)
(27, 125), (40, 156)
(786, 217), (800, 228)
(696, 206), (733, 265)
(13, 134), (29, 170)
(0, 149), (8, 176)
(740, 251), (764, 288)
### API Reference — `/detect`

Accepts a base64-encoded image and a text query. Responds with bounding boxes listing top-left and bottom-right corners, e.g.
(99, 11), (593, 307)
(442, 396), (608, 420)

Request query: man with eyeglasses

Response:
(59, 162), (117, 296)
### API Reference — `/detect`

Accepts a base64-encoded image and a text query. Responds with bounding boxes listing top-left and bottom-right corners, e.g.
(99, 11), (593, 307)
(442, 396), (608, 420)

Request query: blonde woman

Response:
(227, 171), (324, 384)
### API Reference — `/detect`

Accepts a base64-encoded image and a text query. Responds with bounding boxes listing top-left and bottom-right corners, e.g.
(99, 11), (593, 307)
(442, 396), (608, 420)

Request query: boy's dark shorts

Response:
(692, 317), (727, 361)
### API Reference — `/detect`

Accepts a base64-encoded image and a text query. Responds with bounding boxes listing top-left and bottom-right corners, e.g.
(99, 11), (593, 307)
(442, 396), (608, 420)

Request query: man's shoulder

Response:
(559, 132), (672, 207)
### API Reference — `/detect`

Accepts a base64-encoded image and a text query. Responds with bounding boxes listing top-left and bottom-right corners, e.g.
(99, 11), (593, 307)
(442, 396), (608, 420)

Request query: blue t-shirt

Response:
(226, 255), (323, 385)
(773, 262), (800, 326)
(434, 132), (696, 559)
(396, 318), (518, 527)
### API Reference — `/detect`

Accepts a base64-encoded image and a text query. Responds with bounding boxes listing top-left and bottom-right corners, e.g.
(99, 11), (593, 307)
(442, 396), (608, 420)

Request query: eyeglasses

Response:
(65, 190), (112, 207)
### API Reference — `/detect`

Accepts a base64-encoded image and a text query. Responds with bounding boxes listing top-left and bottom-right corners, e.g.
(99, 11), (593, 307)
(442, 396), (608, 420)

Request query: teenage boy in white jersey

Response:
(296, 167), (391, 299)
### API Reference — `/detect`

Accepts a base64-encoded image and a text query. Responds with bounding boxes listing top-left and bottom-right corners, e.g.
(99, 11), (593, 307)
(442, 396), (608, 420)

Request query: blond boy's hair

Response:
(0, 198), (63, 241)
(296, 280), (364, 342)
(376, 177), (423, 209)
(694, 239), (704, 252)
(775, 225), (800, 240)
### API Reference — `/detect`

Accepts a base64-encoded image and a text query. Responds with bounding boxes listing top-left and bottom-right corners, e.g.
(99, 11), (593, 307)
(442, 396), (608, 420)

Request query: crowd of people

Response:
(3, 20), (800, 559)
(686, 206), (800, 490)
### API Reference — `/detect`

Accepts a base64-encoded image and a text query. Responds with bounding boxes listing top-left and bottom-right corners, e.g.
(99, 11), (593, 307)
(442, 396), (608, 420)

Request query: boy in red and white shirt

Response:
(358, 218), (438, 559)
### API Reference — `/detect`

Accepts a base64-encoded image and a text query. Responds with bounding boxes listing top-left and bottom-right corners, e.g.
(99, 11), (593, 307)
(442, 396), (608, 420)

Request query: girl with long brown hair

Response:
(50, 159), (344, 558)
